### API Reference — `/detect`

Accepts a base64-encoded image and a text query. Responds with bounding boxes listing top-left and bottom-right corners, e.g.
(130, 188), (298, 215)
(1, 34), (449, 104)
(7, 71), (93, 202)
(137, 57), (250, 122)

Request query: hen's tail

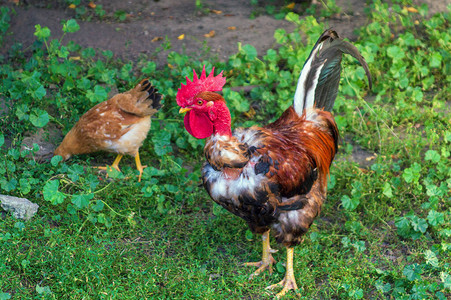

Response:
(293, 29), (372, 116)
(138, 79), (163, 111)
(117, 79), (163, 117)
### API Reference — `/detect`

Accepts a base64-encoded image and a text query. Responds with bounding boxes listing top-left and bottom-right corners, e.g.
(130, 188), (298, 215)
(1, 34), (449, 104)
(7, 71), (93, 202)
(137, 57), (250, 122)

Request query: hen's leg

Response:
(134, 152), (147, 182)
(110, 154), (123, 172)
(266, 247), (300, 298)
(243, 230), (277, 278)
(95, 154), (123, 172)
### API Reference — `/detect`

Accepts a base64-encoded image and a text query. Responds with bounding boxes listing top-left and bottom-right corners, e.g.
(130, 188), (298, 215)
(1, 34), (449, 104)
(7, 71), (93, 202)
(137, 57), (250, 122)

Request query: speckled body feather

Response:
(54, 79), (162, 160)
(194, 30), (371, 248)
(203, 106), (338, 247)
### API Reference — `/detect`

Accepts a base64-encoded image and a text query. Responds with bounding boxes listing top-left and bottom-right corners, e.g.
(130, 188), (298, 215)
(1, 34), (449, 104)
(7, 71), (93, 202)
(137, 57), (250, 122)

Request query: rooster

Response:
(54, 79), (162, 182)
(176, 30), (371, 297)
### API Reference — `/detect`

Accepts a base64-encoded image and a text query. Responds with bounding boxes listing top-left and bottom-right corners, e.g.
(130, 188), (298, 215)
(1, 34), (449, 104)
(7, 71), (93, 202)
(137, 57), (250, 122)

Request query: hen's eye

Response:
(197, 100), (203, 105)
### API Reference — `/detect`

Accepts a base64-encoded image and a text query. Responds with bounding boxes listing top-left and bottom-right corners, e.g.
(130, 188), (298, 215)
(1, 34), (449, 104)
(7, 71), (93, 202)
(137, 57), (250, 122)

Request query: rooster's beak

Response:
(179, 107), (192, 114)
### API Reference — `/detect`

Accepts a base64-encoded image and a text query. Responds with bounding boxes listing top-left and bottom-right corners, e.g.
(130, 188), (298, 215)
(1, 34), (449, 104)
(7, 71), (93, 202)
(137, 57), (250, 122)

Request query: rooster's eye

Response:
(197, 100), (203, 106)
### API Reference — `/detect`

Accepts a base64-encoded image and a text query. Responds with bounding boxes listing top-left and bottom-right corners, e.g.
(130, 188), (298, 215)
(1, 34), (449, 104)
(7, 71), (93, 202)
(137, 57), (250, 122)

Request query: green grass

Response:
(0, 1), (450, 299)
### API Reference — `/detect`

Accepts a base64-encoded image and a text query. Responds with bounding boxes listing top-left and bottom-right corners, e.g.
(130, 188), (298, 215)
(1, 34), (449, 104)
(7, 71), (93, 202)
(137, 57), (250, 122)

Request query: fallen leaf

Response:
(227, 26), (236, 30)
(68, 4), (76, 9)
(168, 63), (174, 69)
(365, 156), (376, 161)
(88, 2), (96, 8)
(243, 107), (256, 119)
(178, 34), (185, 40)
(151, 37), (163, 42)
(69, 56), (81, 61)
(285, 2), (295, 10)
(210, 9), (222, 14)
(405, 6), (418, 13)
(414, 20), (419, 25)
(204, 30), (215, 38)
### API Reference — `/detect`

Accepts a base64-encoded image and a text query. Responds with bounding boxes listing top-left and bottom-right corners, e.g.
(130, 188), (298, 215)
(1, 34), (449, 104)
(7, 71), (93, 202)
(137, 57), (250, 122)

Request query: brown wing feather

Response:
(259, 107), (338, 197)
(75, 101), (123, 144)
(273, 180), (326, 246)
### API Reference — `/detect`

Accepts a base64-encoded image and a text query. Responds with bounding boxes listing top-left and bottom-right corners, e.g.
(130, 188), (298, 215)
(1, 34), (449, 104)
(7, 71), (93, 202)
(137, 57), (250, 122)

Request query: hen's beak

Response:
(179, 107), (192, 114)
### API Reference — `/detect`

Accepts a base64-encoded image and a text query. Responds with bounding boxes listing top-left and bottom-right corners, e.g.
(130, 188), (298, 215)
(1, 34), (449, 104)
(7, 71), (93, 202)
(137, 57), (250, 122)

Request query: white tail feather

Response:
(304, 61), (325, 111)
(292, 30), (372, 116)
(293, 43), (324, 116)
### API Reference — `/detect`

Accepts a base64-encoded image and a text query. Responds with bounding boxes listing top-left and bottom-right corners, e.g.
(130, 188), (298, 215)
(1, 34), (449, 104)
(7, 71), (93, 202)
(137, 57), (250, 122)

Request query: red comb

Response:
(176, 66), (226, 106)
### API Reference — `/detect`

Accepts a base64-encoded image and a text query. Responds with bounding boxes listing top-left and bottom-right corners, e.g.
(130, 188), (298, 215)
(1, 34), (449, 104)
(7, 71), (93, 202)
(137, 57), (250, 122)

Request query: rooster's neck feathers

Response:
(211, 100), (232, 137)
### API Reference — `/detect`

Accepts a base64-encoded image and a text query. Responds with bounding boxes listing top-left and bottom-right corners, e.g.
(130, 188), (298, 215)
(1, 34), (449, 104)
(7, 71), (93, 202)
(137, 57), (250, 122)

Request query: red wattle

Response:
(184, 110), (213, 139)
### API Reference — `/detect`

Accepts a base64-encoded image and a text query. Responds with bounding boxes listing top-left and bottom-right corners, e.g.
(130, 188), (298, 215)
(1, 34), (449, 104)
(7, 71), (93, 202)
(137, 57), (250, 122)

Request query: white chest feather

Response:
(105, 117), (150, 156)
(203, 128), (267, 207)
(203, 161), (266, 206)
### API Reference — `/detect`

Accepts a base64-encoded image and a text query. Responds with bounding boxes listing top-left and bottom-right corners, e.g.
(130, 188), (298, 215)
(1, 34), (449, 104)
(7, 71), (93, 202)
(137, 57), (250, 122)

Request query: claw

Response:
(94, 165), (121, 172)
(266, 276), (299, 298)
(266, 247), (300, 298)
(94, 154), (123, 173)
(243, 230), (276, 279)
(244, 253), (276, 278)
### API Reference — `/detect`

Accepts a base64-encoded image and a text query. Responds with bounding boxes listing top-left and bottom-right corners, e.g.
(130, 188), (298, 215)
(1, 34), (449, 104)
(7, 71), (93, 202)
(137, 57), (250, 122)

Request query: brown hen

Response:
(54, 79), (162, 181)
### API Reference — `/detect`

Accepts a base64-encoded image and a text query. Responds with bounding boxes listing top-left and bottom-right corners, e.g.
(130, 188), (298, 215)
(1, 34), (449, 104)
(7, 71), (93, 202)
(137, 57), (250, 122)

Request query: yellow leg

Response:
(134, 152), (147, 182)
(243, 230), (277, 279)
(111, 154), (123, 172)
(95, 154), (123, 172)
(266, 247), (300, 298)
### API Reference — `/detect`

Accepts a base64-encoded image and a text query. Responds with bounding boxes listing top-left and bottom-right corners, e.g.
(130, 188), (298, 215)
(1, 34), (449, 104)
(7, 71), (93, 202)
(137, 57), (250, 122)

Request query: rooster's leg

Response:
(243, 230), (277, 279)
(95, 154), (123, 172)
(134, 152), (147, 182)
(266, 247), (300, 298)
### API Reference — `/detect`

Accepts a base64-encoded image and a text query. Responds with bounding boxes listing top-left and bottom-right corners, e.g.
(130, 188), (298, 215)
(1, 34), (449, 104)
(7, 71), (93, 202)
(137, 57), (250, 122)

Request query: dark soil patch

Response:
(3, 0), (446, 64)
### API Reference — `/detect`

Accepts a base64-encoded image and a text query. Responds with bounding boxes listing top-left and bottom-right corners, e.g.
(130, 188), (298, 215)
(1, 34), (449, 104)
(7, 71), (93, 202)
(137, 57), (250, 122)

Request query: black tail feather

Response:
(139, 79), (163, 110)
